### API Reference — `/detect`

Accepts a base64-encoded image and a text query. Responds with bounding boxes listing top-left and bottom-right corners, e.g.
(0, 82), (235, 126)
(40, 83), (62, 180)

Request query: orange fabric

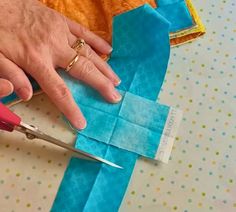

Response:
(40, 0), (157, 43)
(40, 0), (204, 46)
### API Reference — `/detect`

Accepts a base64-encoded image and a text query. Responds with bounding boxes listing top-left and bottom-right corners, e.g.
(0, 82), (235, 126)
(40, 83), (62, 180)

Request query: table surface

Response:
(0, 0), (235, 211)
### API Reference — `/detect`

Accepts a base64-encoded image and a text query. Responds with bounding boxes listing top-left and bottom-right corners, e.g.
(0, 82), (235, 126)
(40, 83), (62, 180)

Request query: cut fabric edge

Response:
(155, 107), (183, 163)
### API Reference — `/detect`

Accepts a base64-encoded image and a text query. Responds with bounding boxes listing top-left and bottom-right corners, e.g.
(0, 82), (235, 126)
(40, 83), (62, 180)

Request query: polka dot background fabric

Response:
(0, 0), (235, 211)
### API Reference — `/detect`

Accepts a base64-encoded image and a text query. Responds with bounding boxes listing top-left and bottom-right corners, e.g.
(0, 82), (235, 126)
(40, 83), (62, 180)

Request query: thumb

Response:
(0, 78), (14, 98)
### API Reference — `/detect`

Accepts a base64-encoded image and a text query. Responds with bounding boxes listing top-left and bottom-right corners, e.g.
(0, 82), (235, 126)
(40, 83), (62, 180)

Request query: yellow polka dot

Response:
(212, 161), (216, 165)
(173, 206), (178, 210)
(198, 202), (202, 207)
(16, 198), (20, 203)
(191, 188), (196, 192)
(201, 192), (206, 197)
(48, 184), (52, 188)
(26, 203), (31, 208)
(188, 164), (192, 168)
(233, 203), (236, 207)
(156, 187), (160, 192)
(16, 173), (21, 177)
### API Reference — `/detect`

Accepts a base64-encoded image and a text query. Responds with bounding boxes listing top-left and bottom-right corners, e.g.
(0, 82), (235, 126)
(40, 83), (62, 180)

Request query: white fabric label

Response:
(155, 107), (183, 163)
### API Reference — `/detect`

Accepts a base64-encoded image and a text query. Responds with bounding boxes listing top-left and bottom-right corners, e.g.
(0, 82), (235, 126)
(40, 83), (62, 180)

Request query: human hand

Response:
(0, 0), (121, 129)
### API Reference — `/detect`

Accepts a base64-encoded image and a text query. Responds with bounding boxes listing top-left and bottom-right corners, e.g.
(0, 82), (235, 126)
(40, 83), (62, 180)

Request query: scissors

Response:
(0, 102), (122, 169)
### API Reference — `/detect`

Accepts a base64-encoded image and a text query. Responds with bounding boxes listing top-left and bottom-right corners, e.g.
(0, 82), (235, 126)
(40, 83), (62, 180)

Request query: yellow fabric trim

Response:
(170, 0), (206, 46)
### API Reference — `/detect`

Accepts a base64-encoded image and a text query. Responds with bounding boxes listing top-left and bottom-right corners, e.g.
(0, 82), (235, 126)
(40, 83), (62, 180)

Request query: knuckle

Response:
(78, 60), (94, 80)
(78, 26), (89, 36)
(30, 59), (49, 78)
(52, 83), (71, 102)
(84, 45), (93, 59)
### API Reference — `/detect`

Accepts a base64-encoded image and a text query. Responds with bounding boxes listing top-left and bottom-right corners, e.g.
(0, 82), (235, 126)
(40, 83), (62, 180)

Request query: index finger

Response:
(31, 66), (86, 130)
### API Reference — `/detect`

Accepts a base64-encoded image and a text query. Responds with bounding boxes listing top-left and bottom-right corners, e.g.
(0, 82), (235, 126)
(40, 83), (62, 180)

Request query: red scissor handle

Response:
(0, 102), (21, 132)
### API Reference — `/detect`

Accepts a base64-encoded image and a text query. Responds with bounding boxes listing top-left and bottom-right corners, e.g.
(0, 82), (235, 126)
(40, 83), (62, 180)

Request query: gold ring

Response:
(72, 38), (85, 52)
(65, 54), (79, 72)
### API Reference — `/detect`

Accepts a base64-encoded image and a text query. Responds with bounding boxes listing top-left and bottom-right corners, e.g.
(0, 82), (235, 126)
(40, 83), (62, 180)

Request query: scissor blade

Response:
(16, 123), (123, 169)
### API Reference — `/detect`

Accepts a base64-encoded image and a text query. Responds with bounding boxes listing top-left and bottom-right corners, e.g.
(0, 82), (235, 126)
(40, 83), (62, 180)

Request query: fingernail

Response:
(0, 80), (13, 97)
(75, 118), (87, 130)
(16, 87), (31, 101)
(109, 47), (113, 53)
(112, 90), (122, 102)
(114, 79), (121, 86)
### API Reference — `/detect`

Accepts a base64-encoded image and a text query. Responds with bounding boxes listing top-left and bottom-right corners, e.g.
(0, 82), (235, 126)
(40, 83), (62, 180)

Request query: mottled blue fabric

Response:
(62, 73), (170, 158)
(156, 0), (194, 32)
(51, 148), (138, 212)
(52, 4), (171, 212)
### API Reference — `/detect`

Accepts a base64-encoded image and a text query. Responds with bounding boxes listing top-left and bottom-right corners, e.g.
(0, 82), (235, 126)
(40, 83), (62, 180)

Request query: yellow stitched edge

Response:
(170, 0), (205, 40)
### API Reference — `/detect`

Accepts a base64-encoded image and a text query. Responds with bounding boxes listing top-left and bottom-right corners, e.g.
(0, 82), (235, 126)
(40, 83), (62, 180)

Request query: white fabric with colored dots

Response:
(0, 0), (235, 211)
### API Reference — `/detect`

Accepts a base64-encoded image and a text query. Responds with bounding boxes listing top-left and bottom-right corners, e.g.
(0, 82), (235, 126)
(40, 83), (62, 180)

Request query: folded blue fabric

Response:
(156, 0), (194, 32)
(51, 4), (176, 212)
(62, 73), (170, 158)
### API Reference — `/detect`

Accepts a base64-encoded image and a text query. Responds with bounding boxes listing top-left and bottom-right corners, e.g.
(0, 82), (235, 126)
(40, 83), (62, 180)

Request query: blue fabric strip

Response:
(52, 4), (171, 212)
(52, 147), (138, 212)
